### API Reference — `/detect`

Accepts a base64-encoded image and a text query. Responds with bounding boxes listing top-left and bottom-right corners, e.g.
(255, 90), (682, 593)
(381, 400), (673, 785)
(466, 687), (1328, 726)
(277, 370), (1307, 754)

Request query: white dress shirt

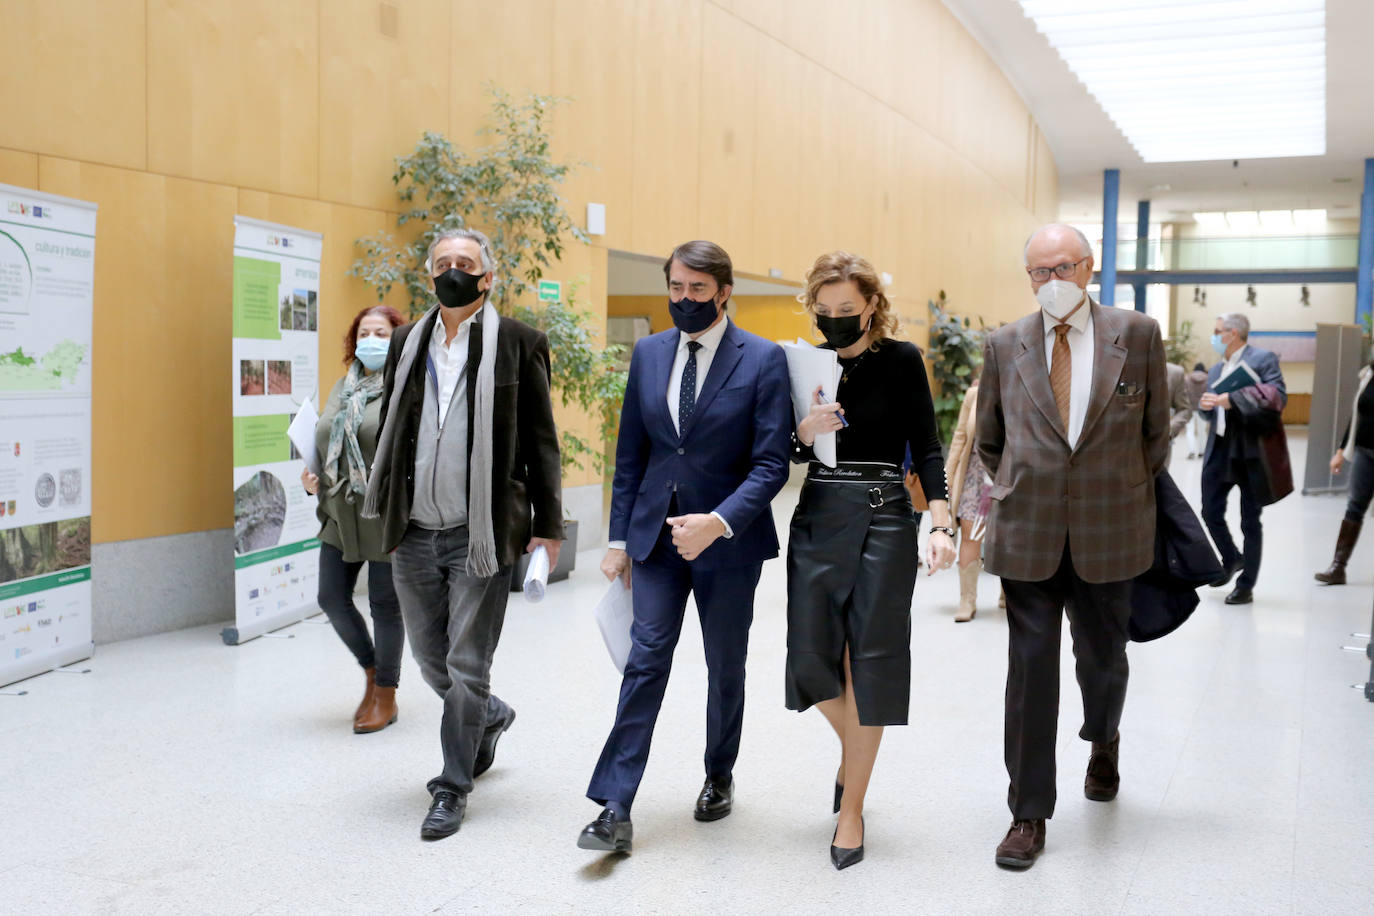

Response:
(428, 310), (476, 429)
(608, 316), (734, 551)
(1042, 298), (1095, 449)
(1214, 343), (1249, 438)
(667, 315), (730, 434)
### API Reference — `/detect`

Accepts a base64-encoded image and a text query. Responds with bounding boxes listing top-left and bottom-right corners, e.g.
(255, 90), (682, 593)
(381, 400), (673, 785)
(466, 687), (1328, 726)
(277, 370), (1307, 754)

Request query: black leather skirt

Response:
(785, 462), (918, 726)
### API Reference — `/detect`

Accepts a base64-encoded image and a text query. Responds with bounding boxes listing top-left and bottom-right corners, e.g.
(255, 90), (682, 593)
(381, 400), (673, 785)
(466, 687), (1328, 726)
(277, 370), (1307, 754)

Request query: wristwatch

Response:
(929, 526), (955, 538)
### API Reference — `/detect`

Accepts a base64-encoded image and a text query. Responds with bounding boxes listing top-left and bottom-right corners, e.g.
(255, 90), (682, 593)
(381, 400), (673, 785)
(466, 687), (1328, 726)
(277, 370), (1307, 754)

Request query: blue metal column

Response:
(1358, 157), (1374, 330)
(1101, 169), (1120, 306)
(1134, 199), (1150, 313)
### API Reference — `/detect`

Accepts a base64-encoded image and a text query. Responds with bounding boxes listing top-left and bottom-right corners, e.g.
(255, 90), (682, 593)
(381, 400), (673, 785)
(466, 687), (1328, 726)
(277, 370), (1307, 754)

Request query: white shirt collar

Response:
(679, 314), (730, 353)
(1041, 294), (1093, 336)
(430, 307), (479, 348)
(1225, 342), (1249, 368)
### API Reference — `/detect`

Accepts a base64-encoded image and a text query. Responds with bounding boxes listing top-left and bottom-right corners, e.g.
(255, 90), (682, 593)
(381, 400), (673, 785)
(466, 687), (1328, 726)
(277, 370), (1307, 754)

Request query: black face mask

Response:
(816, 314), (868, 349)
(433, 268), (486, 310)
(669, 295), (720, 334)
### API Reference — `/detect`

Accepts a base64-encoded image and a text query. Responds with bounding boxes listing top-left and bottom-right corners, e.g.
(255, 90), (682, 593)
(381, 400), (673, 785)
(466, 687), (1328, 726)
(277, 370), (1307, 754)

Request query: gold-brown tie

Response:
(1050, 323), (1072, 430)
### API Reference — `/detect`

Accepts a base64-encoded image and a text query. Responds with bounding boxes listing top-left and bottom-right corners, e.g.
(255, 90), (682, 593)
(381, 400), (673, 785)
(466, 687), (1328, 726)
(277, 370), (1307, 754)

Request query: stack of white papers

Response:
(594, 578), (634, 673)
(286, 395), (321, 475)
(522, 546), (551, 602)
(781, 339), (843, 468)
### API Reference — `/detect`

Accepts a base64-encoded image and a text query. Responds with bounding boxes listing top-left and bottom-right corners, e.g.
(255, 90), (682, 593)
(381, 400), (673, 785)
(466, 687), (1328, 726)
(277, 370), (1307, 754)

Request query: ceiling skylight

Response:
(1017, 0), (1326, 163)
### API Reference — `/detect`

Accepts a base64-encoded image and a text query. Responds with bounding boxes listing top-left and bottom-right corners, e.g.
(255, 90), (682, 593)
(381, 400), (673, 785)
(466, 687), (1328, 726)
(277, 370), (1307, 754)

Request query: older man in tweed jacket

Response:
(976, 224), (1169, 870)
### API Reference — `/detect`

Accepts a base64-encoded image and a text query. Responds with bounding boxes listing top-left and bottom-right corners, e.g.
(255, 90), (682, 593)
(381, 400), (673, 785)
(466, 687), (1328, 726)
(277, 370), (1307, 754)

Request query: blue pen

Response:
(817, 390), (849, 427)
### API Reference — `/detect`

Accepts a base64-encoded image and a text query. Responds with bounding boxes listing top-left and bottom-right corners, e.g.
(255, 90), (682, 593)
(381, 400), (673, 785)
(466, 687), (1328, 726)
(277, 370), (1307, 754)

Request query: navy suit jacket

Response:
(1198, 344), (1285, 464)
(609, 320), (792, 569)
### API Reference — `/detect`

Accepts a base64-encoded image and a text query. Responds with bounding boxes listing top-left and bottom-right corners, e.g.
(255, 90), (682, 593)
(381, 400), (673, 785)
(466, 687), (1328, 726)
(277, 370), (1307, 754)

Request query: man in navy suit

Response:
(1198, 312), (1287, 605)
(577, 240), (792, 853)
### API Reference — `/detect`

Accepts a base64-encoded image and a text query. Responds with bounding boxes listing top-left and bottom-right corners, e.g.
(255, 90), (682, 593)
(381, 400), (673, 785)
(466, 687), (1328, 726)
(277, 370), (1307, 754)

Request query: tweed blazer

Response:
(975, 301), (1170, 584)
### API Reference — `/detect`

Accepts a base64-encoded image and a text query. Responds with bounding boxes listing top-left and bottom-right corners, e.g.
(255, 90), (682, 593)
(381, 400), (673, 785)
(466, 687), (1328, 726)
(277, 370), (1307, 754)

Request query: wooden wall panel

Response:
(147, 0), (319, 198)
(36, 157), (238, 543)
(750, 34), (806, 279)
(9, 0), (1059, 546)
(320, 0), (452, 212)
(696, 3), (759, 271)
(0, 0), (146, 171)
(449, 0), (554, 148)
(551, 0), (638, 253)
(0, 149), (40, 190)
(628, 0), (703, 257)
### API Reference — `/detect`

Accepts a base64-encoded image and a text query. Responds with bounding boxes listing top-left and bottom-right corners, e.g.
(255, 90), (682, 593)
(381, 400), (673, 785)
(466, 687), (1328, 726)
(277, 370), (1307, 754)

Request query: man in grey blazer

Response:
(1197, 312), (1287, 605)
(976, 224), (1169, 870)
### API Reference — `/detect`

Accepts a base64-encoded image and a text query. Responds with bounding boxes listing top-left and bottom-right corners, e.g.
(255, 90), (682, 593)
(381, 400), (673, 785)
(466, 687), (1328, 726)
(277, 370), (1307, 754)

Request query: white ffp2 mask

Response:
(1036, 279), (1086, 320)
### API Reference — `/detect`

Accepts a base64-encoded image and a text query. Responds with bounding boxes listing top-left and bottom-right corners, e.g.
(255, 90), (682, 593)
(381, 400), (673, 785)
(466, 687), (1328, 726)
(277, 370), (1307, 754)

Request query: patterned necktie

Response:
(1050, 323), (1072, 431)
(679, 340), (703, 432)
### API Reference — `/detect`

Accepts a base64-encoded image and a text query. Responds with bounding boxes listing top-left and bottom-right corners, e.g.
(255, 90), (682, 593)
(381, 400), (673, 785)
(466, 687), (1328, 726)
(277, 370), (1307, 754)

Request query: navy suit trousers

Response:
(587, 524), (761, 809)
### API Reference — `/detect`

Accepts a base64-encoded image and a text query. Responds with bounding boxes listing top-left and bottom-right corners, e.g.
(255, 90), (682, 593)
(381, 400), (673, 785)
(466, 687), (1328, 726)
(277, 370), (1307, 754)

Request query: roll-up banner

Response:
(223, 216), (321, 645)
(0, 184), (97, 687)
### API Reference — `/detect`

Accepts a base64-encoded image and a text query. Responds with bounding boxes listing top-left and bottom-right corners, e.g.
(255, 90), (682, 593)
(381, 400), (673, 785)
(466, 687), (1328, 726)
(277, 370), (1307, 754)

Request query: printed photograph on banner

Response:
(239, 359), (265, 396)
(266, 360), (292, 395)
(0, 517), (91, 585)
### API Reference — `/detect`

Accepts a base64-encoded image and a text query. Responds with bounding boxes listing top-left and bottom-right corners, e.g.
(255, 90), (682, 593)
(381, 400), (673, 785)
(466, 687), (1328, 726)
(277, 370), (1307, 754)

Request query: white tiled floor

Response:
(4, 431), (1372, 915)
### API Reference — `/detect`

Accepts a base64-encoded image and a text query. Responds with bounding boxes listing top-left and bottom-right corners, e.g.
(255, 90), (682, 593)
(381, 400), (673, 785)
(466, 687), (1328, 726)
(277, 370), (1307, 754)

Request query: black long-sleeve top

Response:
(791, 338), (949, 502)
(1338, 366), (1374, 450)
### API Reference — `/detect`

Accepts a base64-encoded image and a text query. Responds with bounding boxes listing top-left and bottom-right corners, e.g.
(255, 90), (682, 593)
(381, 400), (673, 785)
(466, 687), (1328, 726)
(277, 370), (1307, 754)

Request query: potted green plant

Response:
(350, 87), (626, 584)
(927, 291), (989, 444)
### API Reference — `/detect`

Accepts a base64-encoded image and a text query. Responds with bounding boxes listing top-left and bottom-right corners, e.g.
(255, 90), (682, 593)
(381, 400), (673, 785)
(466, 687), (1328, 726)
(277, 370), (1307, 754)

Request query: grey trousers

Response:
(391, 523), (513, 797)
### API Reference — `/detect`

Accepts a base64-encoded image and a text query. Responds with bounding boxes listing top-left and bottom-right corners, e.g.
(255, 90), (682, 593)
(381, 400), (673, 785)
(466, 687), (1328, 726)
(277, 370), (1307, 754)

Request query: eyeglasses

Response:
(1026, 257), (1089, 282)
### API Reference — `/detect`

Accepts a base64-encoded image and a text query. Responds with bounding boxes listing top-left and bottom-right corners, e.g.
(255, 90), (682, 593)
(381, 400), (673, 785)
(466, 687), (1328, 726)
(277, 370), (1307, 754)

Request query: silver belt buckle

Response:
(867, 487), (885, 508)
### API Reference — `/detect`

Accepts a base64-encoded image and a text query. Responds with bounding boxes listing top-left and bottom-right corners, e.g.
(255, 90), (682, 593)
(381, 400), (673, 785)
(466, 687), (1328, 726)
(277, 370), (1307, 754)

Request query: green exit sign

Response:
(538, 280), (561, 302)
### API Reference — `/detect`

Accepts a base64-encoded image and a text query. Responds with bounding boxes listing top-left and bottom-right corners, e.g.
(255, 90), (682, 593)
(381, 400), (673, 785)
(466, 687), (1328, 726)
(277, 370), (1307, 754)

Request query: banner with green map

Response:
(0, 183), (96, 687)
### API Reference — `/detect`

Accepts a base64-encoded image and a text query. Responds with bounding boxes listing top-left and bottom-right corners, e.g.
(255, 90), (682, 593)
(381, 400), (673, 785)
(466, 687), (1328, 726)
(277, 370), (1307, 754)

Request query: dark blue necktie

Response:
(679, 341), (702, 431)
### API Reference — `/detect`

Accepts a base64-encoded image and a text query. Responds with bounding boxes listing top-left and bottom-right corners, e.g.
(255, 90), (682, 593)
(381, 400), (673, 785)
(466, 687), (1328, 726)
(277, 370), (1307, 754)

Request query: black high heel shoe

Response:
(833, 782), (844, 814)
(830, 816), (864, 870)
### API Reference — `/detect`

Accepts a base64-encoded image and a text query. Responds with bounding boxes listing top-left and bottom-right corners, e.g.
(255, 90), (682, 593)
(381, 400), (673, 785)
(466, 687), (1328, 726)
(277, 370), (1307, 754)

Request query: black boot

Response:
(1315, 518), (1361, 585)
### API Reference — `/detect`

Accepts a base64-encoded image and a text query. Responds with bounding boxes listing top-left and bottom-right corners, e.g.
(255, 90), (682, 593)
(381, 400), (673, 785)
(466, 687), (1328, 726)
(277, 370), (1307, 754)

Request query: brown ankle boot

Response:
(1084, 732), (1120, 801)
(355, 685), (397, 734)
(354, 667), (377, 726)
(1315, 518), (1361, 585)
(955, 562), (978, 622)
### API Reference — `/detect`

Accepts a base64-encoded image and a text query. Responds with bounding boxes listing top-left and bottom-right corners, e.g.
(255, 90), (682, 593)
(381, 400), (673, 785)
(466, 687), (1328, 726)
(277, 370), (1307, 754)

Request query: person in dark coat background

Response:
(1198, 312), (1289, 606)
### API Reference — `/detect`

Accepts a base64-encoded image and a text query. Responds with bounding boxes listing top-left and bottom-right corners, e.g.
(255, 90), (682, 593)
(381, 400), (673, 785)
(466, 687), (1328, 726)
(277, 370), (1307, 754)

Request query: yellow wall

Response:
(0, 0), (1057, 546)
(608, 294), (813, 344)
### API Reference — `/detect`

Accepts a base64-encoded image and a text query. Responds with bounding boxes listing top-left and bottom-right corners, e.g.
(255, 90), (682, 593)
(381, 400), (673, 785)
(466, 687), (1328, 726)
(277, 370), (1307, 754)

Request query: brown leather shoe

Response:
(355, 685), (398, 734)
(995, 819), (1045, 869)
(1084, 732), (1120, 801)
(354, 667), (377, 726)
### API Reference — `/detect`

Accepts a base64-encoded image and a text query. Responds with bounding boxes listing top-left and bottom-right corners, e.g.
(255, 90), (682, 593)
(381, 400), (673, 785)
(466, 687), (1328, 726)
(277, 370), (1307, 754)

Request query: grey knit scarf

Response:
(323, 360), (384, 501)
(362, 301), (501, 577)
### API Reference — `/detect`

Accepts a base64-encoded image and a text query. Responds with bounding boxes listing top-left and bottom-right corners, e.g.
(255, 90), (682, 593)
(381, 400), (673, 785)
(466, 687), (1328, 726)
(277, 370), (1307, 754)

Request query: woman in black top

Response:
(786, 251), (956, 869)
(1316, 360), (1374, 584)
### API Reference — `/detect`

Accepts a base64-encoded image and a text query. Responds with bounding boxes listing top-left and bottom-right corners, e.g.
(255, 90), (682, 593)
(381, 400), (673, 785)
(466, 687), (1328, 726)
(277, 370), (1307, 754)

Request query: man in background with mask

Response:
(976, 223), (1169, 870)
(1198, 312), (1287, 605)
(577, 240), (792, 853)
(362, 227), (564, 840)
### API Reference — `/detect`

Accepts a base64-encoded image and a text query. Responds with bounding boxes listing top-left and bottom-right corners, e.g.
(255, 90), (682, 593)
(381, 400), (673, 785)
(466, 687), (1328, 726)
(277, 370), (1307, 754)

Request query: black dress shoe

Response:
(474, 706), (516, 778)
(577, 808), (633, 852)
(694, 776), (733, 822)
(1209, 558), (1243, 588)
(420, 790), (465, 840)
(830, 817), (865, 870)
(833, 782), (844, 814)
(1224, 587), (1253, 605)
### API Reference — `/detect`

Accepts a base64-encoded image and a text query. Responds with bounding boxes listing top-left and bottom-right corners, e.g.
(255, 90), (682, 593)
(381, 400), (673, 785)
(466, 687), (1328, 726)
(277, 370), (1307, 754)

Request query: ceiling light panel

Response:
(1017, 0), (1326, 163)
